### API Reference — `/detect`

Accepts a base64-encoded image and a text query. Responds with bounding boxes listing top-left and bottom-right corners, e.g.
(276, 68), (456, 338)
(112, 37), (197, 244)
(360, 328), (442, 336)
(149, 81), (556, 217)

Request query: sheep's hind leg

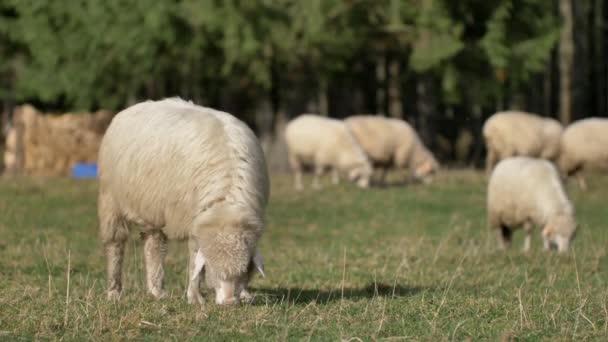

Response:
(105, 239), (126, 301)
(99, 196), (128, 301)
(522, 222), (532, 253)
(288, 154), (304, 191)
(187, 238), (204, 304)
(142, 230), (168, 299)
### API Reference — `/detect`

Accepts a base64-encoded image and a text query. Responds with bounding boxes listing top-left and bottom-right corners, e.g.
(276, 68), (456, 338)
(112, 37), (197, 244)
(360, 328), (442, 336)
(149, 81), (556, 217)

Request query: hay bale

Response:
(7, 104), (114, 176)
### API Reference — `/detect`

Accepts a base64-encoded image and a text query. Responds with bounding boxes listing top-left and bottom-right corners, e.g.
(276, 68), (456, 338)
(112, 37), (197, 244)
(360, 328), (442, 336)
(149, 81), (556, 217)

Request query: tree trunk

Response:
(544, 55), (554, 116)
(387, 57), (403, 119)
(594, 0), (605, 116)
(2, 101), (9, 138)
(375, 54), (386, 115)
(318, 78), (328, 116)
(416, 74), (435, 148)
(559, 0), (575, 124)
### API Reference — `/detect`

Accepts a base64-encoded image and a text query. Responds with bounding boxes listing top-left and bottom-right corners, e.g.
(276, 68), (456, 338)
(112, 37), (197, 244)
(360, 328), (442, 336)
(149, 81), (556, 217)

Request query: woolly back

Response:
(98, 98), (269, 230)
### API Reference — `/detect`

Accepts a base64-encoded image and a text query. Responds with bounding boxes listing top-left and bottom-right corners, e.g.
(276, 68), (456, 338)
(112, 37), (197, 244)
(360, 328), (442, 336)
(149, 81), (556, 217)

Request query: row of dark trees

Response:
(1, 0), (606, 168)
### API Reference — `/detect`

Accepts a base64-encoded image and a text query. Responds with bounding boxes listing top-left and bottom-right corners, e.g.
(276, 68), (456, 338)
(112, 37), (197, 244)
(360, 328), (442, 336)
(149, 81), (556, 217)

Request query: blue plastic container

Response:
(72, 163), (98, 179)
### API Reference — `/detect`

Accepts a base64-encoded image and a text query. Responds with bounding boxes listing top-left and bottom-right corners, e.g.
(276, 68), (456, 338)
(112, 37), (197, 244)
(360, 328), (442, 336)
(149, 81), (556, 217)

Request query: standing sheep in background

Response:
(487, 157), (577, 253)
(98, 98), (269, 305)
(483, 111), (563, 175)
(285, 114), (373, 190)
(345, 115), (439, 185)
(558, 117), (608, 190)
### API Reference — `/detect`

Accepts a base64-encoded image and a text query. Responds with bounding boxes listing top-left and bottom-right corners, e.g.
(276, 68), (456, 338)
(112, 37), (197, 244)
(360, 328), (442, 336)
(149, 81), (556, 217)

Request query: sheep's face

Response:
(201, 249), (265, 305)
(542, 215), (577, 253)
(414, 159), (438, 183)
(348, 163), (373, 188)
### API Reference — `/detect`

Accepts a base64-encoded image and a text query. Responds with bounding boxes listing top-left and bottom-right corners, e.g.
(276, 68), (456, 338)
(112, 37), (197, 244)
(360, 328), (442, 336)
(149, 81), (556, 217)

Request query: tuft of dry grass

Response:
(0, 170), (607, 340)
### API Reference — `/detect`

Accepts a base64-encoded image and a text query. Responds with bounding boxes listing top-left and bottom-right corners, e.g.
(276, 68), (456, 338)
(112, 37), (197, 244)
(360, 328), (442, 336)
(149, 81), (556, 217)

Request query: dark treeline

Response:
(0, 0), (606, 168)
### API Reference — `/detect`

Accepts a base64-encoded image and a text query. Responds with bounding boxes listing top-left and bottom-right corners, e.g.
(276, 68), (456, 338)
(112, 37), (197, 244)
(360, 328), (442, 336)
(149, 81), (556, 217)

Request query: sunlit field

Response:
(1, 170), (607, 340)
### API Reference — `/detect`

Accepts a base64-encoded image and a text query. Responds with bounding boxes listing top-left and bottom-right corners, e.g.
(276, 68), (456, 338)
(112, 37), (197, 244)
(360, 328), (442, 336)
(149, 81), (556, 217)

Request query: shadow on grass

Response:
(369, 175), (428, 188)
(252, 282), (429, 305)
(371, 179), (410, 188)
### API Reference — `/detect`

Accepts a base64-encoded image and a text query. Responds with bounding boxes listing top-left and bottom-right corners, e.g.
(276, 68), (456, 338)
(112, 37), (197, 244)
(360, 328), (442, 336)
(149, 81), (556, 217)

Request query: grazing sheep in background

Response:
(284, 114), (372, 190)
(483, 111), (563, 175)
(345, 115), (439, 185)
(487, 157), (577, 253)
(98, 98), (269, 305)
(558, 117), (608, 190)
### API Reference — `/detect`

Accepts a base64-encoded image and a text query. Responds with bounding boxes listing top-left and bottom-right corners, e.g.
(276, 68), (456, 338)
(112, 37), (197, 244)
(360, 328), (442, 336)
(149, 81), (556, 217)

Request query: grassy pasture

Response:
(0, 170), (607, 340)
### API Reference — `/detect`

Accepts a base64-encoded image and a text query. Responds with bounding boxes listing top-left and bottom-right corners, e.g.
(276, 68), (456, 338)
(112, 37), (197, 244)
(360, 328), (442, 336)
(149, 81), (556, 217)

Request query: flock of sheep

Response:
(284, 114), (440, 190)
(96, 98), (606, 306)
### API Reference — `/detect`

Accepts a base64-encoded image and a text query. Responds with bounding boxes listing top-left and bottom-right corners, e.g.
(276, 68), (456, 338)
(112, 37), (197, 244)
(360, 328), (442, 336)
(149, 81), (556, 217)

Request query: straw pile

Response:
(4, 104), (114, 176)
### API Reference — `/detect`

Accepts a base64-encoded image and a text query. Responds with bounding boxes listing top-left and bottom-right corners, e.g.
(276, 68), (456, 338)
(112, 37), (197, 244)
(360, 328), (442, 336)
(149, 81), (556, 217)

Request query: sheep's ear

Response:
(253, 249), (265, 278)
(192, 249), (206, 281)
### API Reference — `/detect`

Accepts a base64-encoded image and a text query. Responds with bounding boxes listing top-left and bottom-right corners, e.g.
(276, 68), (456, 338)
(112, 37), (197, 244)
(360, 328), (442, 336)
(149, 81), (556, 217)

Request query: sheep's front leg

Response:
(142, 231), (168, 299)
(312, 165), (324, 189)
(497, 225), (512, 250)
(576, 174), (587, 191)
(187, 239), (204, 304)
(331, 168), (340, 185)
(377, 167), (388, 185)
(294, 170), (303, 191)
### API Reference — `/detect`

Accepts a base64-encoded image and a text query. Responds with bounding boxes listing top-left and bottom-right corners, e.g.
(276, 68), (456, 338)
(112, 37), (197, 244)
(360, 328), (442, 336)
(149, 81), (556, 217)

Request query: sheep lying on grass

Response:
(558, 117), (608, 190)
(345, 115), (439, 185)
(487, 157), (577, 253)
(483, 111), (563, 175)
(98, 98), (269, 305)
(285, 114), (372, 190)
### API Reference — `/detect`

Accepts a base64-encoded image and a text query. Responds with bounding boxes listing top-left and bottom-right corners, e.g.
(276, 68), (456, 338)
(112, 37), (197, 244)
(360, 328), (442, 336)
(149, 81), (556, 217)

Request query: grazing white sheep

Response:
(483, 111), (563, 175)
(345, 115), (439, 184)
(558, 117), (608, 190)
(284, 114), (372, 190)
(98, 98), (269, 305)
(487, 157), (577, 253)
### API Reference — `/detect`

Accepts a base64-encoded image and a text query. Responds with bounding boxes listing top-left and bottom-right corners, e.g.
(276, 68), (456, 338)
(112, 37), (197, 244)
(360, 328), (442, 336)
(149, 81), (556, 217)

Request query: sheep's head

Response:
(348, 161), (373, 188)
(193, 221), (265, 305)
(194, 247), (265, 305)
(413, 154), (439, 184)
(542, 214), (577, 253)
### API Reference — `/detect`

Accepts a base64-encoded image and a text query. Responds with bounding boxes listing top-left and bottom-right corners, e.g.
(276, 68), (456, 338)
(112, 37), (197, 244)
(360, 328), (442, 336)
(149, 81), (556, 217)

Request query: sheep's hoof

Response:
(239, 290), (254, 304)
(216, 297), (240, 306)
(107, 289), (121, 301)
(150, 288), (168, 300)
(187, 292), (204, 305)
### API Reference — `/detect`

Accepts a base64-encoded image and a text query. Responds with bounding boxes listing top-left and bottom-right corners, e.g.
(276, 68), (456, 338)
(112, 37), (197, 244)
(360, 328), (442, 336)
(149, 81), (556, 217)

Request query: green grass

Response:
(1, 170), (608, 340)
